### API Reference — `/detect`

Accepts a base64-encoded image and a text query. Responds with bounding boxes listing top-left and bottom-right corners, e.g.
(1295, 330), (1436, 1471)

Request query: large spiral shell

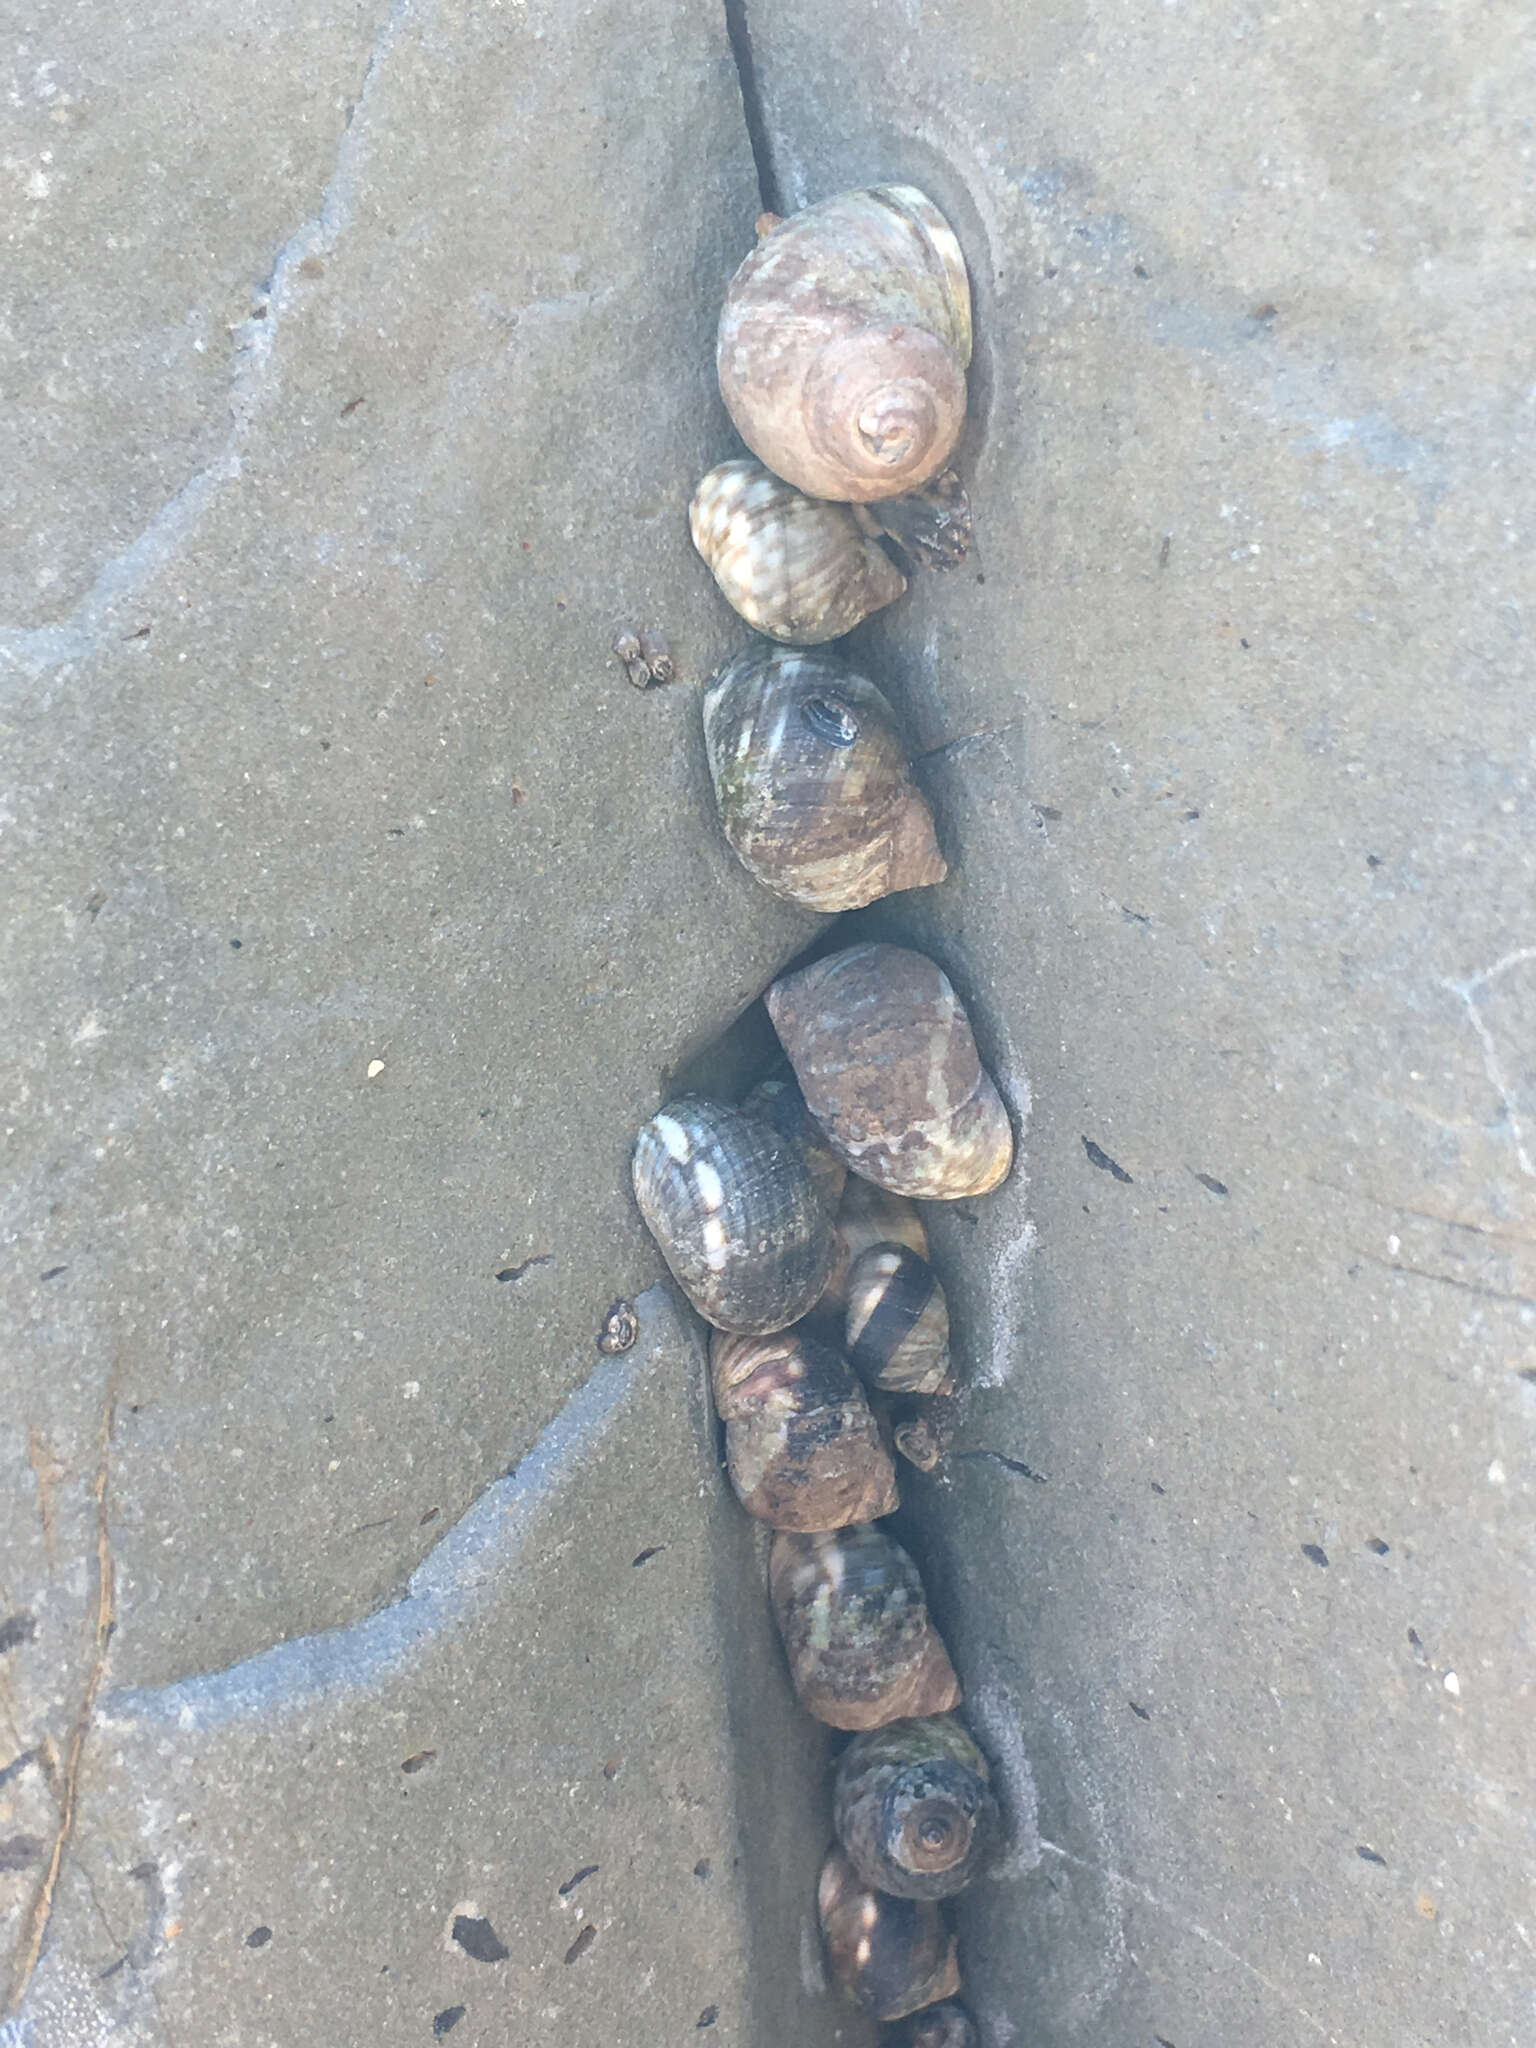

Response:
(719, 186), (972, 504)
(709, 1328), (898, 1529)
(690, 459), (907, 643)
(768, 1523), (961, 1729)
(767, 943), (1013, 1199)
(703, 646), (946, 913)
(833, 1714), (1000, 1900)
(817, 1845), (962, 2021)
(631, 1097), (833, 1333)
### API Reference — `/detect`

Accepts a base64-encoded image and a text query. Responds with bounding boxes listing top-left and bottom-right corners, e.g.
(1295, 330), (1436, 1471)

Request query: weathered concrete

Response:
(745, 4), (1536, 2043)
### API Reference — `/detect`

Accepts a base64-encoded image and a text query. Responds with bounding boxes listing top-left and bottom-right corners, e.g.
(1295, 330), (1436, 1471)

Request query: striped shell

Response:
(846, 1243), (952, 1394)
(767, 943), (1013, 1199)
(833, 1714), (1000, 1900)
(817, 1846), (962, 2021)
(817, 1176), (930, 1316)
(709, 1328), (898, 1529)
(632, 1097), (833, 1334)
(703, 646), (946, 913)
(719, 186), (972, 504)
(768, 1523), (961, 1730)
(690, 459), (906, 643)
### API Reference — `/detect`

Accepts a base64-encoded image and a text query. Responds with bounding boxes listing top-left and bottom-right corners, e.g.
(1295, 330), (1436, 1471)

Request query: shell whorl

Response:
(708, 1328), (899, 1530)
(845, 1242), (952, 1394)
(817, 1845), (962, 2020)
(833, 1714), (1000, 1900)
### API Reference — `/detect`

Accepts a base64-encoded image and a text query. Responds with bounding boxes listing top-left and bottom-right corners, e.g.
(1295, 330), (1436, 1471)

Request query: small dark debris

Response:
(0, 1614), (38, 1655)
(1365, 1537), (1390, 1556)
(128, 1861), (157, 1882)
(1240, 637), (1250, 649)
(98, 1955), (128, 1980)
(496, 1254), (552, 1284)
(340, 395), (367, 419)
(1158, 533), (1171, 569)
(433, 2008), (465, 2038)
(39, 1266), (68, 1282)
(632, 1545), (665, 1567)
(387, 825), (406, 836)
(1150, 1481), (1166, 1495)
(1356, 1845), (1387, 1867)
(1516, 1365), (1536, 1383)
(602, 1754), (621, 1780)
(693, 1859), (711, 1880)
(559, 1865), (599, 1897)
(1182, 808), (1200, 821)
(0, 1751), (37, 1788)
(0, 1836), (43, 1872)
(1128, 1701), (1151, 1722)
(697, 2007), (719, 2030)
(125, 626), (152, 641)
(245, 1926), (272, 1949)
(1252, 302), (1279, 321)
(1366, 853), (1383, 869)
(1122, 906), (1150, 926)
(1133, 262), (1149, 279)
(563, 1923), (597, 1966)
(452, 1915), (509, 1964)
(510, 785), (525, 805)
(1033, 803), (1063, 822)
(401, 1750), (437, 1775)
(1194, 1173), (1228, 1196)
(1155, 2036), (1180, 2048)
(85, 889), (108, 916)
(420, 1506), (440, 1525)
(1301, 1543), (1329, 1569)
(975, 571), (986, 584)
(598, 1298), (639, 1354)
(1083, 1138), (1133, 1183)
(298, 255), (325, 279)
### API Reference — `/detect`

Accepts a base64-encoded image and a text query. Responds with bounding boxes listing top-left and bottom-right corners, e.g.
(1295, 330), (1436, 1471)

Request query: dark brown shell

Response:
(891, 2001), (980, 2048)
(768, 1524), (961, 1730)
(709, 1329), (898, 1529)
(816, 1176), (930, 1317)
(719, 186), (972, 505)
(845, 1243), (952, 1394)
(632, 1097), (833, 1334)
(767, 943), (1013, 1199)
(887, 1393), (958, 1473)
(833, 1714), (1000, 1900)
(703, 646), (946, 913)
(740, 1073), (847, 1213)
(817, 1845), (962, 2021)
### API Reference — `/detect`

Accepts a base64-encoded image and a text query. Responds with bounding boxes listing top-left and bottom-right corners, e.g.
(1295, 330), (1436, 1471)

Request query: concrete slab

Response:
(741, 4), (1536, 2042)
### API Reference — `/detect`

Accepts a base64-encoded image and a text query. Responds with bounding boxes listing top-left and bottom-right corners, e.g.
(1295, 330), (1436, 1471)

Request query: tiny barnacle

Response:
(598, 1299), (639, 1355)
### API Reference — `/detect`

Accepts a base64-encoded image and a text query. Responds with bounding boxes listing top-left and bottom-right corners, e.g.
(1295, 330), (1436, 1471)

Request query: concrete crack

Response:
(0, 0), (415, 696)
(722, 0), (781, 217)
(1442, 948), (1536, 1181)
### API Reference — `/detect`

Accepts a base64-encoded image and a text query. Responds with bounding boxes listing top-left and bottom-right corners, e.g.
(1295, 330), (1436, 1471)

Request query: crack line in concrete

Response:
(721, 0), (781, 217)
(1443, 949), (1536, 1181)
(101, 1333), (651, 1733)
(0, 0), (416, 696)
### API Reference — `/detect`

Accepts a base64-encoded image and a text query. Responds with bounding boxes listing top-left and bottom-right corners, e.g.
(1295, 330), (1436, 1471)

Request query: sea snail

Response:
(767, 942), (1013, 1199)
(769, 1523), (961, 1729)
(690, 459), (907, 644)
(631, 1096), (833, 1334)
(703, 645), (946, 913)
(740, 1072), (847, 1214)
(890, 2001), (980, 2048)
(817, 1175), (930, 1317)
(718, 185), (972, 506)
(817, 1845), (962, 2021)
(845, 1242), (952, 1395)
(833, 1714), (1000, 1900)
(709, 1328), (898, 1530)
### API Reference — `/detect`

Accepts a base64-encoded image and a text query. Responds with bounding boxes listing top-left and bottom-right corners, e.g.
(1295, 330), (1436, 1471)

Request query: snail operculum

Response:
(703, 645), (946, 914)
(631, 1096), (833, 1334)
(833, 1713), (1000, 1900)
(816, 1844), (962, 2021)
(709, 1328), (898, 1530)
(689, 459), (907, 644)
(845, 1241), (952, 1395)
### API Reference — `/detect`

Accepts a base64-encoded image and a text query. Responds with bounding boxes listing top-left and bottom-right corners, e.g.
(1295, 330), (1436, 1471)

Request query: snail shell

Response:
(690, 459), (907, 644)
(740, 1073), (847, 1213)
(845, 1243), (951, 1395)
(767, 943), (1013, 1199)
(817, 1176), (930, 1316)
(719, 186), (972, 505)
(887, 1393), (958, 1473)
(833, 1714), (999, 1900)
(710, 1328), (898, 1529)
(768, 1523), (960, 1729)
(817, 1845), (962, 2021)
(632, 1097), (833, 1334)
(891, 2001), (980, 2048)
(703, 646), (946, 913)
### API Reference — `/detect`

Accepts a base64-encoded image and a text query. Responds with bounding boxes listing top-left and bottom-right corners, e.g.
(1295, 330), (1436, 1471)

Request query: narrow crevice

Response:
(723, 0), (782, 217)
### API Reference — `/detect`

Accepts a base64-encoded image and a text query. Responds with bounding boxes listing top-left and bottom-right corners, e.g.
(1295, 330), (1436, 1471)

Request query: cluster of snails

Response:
(628, 184), (1005, 2043)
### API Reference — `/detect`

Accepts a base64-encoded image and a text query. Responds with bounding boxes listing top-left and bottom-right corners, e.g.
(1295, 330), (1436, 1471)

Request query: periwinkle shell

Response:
(817, 1845), (962, 2021)
(845, 1242), (952, 1395)
(768, 1523), (961, 1730)
(710, 1328), (898, 1530)
(703, 645), (945, 913)
(740, 1073), (847, 1213)
(817, 1175), (930, 1317)
(767, 943), (1013, 1199)
(833, 1714), (999, 1900)
(632, 1097), (833, 1334)
(891, 2001), (980, 2048)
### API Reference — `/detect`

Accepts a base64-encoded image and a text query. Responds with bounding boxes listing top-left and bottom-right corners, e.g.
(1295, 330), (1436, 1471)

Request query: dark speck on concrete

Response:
(1083, 1138), (1133, 1183)
(229, 937), (242, 949)
(39, 1265), (68, 1281)
(632, 1544), (665, 1566)
(693, 1859), (712, 1879)
(1154, 2036), (1179, 2047)
(563, 1923), (597, 1965)
(1301, 1543), (1329, 1569)
(495, 1255), (553, 1284)
(245, 1926), (272, 1949)
(0, 1836), (43, 1872)
(401, 1750), (436, 1774)
(697, 2006), (719, 2029)
(1366, 853), (1383, 868)
(452, 1915), (509, 1964)
(1365, 1536), (1390, 1555)
(1122, 906), (1151, 925)
(433, 2008), (465, 2038)
(1193, 1172), (1228, 1196)
(1356, 1845), (1387, 1866)
(0, 1614), (38, 1655)
(558, 1864), (598, 1896)
(0, 1751), (37, 1789)
(1128, 1701), (1151, 1722)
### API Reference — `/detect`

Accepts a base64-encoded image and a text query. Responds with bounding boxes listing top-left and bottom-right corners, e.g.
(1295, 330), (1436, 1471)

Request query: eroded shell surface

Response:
(817, 1845), (962, 2021)
(846, 1242), (951, 1394)
(767, 943), (1013, 1199)
(741, 1073), (847, 1212)
(710, 1328), (898, 1529)
(891, 2001), (980, 2048)
(703, 646), (945, 913)
(690, 459), (906, 644)
(632, 1097), (833, 1334)
(719, 185), (972, 504)
(768, 1523), (960, 1729)
(833, 1714), (1000, 1900)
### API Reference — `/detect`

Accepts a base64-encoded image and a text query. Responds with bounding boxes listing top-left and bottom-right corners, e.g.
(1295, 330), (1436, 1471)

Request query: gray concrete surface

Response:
(4, 0), (1533, 2044)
